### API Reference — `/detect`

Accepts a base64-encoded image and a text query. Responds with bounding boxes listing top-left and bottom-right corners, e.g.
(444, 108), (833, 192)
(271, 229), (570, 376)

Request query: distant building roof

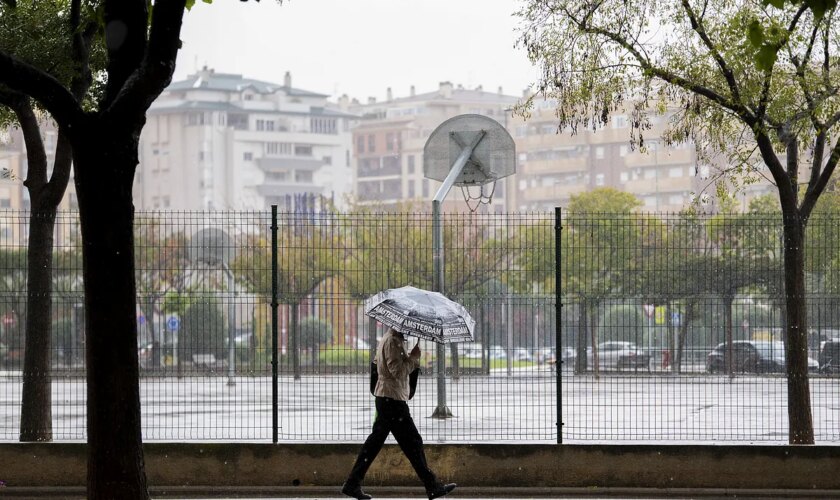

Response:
(391, 88), (520, 105)
(167, 71), (328, 98)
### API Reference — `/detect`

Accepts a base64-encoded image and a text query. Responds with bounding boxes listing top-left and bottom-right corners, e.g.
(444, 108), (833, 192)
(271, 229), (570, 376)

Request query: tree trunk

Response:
(19, 210), (57, 441)
(724, 294), (734, 378)
(574, 302), (587, 374)
(73, 124), (149, 499)
(291, 302), (300, 380)
(140, 302), (159, 368)
(782, 213), (814, 444)
(675, 302), (695, 375)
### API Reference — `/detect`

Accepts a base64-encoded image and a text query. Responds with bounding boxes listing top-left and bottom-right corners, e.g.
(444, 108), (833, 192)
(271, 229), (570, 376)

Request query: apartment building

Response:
(347, 82), (520, 212)
(509, 100), (776, 212)
(135, 68), (357, 210)
(0, 121), (79, 245)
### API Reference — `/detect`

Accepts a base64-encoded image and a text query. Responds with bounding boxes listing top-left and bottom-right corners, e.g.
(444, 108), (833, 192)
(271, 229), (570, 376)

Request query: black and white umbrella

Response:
(364, 285), (475, 344)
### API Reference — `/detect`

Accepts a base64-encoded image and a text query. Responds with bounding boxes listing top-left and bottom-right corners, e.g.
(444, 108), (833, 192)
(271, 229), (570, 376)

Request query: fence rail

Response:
(0, 209), (839, 443)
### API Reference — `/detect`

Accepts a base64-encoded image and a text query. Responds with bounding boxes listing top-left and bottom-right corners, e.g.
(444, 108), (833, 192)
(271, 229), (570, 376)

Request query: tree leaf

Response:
(747, 20), (764, 48)
(756, 44), (778, 71)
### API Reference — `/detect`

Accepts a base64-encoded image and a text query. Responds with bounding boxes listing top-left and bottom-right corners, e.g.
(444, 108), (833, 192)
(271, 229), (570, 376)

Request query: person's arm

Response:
(383, 336), (419, 380)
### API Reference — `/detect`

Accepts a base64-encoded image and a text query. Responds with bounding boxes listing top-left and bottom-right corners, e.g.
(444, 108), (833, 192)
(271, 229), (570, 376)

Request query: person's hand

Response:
(410, 342), (421, 358)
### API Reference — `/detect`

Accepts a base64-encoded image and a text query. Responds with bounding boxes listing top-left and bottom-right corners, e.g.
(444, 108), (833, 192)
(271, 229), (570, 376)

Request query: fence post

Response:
(271, 205), (279, 444)
(555, 206), (563, 444)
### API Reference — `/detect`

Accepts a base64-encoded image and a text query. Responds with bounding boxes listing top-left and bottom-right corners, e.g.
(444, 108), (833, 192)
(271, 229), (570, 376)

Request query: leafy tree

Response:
(562, 188), (642, 374)
(0, 0), (275, 495)
(181, 299), (226, 359)
(134, 218), (191, 368)
(299, 316), (333, 352)
(517, 0), (840, 444)
(232, 212), (338, 380)
(1, 0), (101, 442)
(0, 248), (27, 365)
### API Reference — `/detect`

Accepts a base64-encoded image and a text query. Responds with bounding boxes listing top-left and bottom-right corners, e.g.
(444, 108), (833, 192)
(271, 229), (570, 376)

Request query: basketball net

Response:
(460, 180), (497, 213)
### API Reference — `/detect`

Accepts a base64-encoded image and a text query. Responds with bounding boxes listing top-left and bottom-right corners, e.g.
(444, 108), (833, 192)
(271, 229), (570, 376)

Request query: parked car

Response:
(512, 348), (533, 362)
(706, 341), (819, 374)
(488, 346), (507, 360)
(819, 339), (840, 374)
(586, 341), (651, 371)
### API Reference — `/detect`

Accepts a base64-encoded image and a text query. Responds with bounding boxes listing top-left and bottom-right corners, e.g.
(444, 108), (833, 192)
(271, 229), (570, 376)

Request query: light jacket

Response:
(374, 329), (420, 401)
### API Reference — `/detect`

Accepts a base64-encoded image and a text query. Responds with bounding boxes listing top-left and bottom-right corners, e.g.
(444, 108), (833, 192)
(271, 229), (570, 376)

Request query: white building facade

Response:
(135, 68), (356, 210)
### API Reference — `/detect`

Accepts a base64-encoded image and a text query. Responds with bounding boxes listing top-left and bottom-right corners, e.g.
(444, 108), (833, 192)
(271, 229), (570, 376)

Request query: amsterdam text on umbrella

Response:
(364, 286), (475, 344)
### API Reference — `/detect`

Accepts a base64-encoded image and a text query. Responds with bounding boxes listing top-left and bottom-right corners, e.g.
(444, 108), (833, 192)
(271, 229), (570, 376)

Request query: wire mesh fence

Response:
(0, 208), (839, 444)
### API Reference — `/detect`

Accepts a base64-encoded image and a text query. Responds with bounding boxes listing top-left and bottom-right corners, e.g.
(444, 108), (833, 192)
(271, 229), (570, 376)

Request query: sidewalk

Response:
(4, 485), (833, 499)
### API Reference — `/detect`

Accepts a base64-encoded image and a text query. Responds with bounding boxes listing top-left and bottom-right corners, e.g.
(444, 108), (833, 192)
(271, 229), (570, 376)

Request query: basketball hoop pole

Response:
(430, 130), (486, 419)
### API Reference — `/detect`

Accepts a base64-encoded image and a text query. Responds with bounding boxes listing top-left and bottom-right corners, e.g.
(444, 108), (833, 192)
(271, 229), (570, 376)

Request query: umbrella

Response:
(364, 285), (475, 344)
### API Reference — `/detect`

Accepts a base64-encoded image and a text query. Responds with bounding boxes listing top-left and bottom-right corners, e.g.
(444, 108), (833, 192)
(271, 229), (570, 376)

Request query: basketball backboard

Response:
(423, 114), (515, 186)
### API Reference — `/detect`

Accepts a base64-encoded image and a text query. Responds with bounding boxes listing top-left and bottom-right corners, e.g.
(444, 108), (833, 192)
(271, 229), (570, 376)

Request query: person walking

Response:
(342, 327), (456, 500)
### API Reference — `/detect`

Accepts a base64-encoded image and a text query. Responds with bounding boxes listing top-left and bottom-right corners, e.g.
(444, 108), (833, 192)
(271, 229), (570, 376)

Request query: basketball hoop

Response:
(460, 180), (497, 213)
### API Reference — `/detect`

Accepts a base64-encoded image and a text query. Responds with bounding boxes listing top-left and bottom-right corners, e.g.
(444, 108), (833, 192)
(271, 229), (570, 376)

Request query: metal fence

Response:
(0, 208), (839, 444)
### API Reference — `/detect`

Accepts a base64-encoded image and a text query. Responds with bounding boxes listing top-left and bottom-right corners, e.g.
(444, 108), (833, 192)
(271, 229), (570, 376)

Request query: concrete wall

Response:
(2, 443), (839, 495)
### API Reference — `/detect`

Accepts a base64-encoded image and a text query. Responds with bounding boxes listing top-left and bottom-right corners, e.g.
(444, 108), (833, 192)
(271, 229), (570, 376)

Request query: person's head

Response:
(388, 327), (405, 339)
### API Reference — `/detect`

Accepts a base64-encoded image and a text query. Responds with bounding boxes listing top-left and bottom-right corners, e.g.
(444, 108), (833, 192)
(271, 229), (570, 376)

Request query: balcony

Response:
(521, 157), (587, 174)
(624, 148), (694, 168)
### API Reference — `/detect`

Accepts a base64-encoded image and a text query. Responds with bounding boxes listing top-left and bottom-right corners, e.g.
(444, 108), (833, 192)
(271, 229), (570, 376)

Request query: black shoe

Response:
(427, 482), (456, 499)
(341, 482), (372, 500)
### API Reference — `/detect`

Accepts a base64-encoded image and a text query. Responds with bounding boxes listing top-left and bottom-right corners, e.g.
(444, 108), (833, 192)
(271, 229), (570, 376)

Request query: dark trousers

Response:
(346, 396), (437, 488)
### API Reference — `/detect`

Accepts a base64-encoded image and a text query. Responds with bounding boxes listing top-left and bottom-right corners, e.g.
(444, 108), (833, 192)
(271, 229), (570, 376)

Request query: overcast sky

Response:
(174, 0), (538, 101)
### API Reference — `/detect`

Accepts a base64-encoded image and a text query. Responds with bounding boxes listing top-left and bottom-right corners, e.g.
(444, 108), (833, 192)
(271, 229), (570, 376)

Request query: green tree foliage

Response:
(181, 299), (226, 359)
(517, 0), (838, 444)
(562, 188), (642, 373)
(134, 217), (191, 367)
(299, 316), (333, 351)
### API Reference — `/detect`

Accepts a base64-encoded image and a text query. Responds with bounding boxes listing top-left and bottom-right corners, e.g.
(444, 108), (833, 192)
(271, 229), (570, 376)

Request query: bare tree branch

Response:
(802, 134), (840, 218)
(680, 0), (742, 102)
(0, 52), (83, 127)
(109, 0), (187, 118)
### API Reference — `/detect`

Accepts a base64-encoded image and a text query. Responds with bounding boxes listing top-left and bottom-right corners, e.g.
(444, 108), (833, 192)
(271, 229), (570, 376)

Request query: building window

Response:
(408, 181), (415, 197)
(644, 169), (656, 179)
(668, 194), (684, 206)
(619, 172), (629, 183)
(356, 136), (365, 153)
(346, 150), (351, 167)
(295, 170), (313, 183)
(323, 156), (332, 165)
(668, 167), (683, 178)
(619, 145), (629, 157)
(295, 145), (313, 156)
(266, 142), (292, 156)
(386, 133), (394, 151)
(595, 146), (605, 159)
(311, 118), (337, 134)
(422, 179), (429, 197)
(256, 119), (275, 131)
(612, 115), (628, 128)
(198, 151), (205, 161)
(595, 173), (605, 186)
(243, 152), (253, 161)
(368, 134), (375, 152)
(408, 155), (415, 174)
(228, 114), (248, 130)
